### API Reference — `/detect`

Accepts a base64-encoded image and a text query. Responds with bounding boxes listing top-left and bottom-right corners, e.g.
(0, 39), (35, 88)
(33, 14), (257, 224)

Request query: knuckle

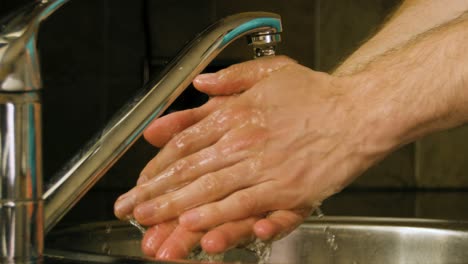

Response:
(139, 184), (157, 201)
(199, 175), (221, 196)
(218, 106), (250, 122)
(169, 130), (193, 151)
(235, 192), (257, 214)
(174, 158), (192, 173)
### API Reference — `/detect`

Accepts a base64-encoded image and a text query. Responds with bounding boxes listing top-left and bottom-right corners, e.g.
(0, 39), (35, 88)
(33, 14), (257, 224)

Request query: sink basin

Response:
(45, 217), (468, 263)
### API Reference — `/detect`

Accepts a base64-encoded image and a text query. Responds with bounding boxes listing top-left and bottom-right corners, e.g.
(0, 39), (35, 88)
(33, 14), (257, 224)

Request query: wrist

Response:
(343, 72), (417, 154)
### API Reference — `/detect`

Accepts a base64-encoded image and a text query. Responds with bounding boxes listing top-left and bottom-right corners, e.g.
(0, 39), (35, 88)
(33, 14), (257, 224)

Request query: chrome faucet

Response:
(0, 1), (282, 263)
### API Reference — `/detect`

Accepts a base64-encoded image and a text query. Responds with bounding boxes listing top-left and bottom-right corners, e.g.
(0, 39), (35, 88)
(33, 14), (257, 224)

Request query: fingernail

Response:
(193, 73), (218, 85)
(114, 194), (136, 218)
(179, 210), (200, 228)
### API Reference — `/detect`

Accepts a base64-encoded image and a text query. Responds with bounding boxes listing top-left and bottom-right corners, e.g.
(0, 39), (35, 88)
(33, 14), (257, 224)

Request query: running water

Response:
(129, 218), (147, 234)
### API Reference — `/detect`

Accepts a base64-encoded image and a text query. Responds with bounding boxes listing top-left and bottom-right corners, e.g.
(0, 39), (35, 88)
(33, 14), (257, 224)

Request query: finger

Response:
(141, 103), (248, 182)
(193, 56), (296, 96)
(253, 208), (312, 241)
(143, 97), (229, 148)
(141, 221), (177, 257)
(179, 182), (285, 231)
(115, 125), (264, 221)
(155, 225), (204, 260)
(201, 217), (259, 254)
(139, 100), (261, 185)
(133, 157), (258, 226)
(115, 144), (243, 220)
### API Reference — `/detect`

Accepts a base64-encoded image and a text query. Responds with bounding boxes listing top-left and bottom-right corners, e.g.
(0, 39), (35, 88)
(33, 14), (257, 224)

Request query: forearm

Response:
(335, 0), (468, 75)
(350, 11), (468, 149)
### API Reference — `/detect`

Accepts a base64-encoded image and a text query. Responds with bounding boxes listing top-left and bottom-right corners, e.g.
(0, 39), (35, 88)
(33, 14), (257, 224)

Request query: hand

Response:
(140, 209), (309, 259)
(116, 55), (394, 236)
(116, 56), (311, 259)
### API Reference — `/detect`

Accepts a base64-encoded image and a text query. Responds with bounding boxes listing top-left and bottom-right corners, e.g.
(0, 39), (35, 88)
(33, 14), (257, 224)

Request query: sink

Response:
(44, 216), (468, 263)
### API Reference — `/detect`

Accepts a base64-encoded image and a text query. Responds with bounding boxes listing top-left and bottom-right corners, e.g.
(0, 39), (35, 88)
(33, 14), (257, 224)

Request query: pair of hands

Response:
(114, 56), (391, 259)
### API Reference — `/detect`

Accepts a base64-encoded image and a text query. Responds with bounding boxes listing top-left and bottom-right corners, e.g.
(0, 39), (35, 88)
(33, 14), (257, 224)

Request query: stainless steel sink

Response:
(44, 217), (468, 263)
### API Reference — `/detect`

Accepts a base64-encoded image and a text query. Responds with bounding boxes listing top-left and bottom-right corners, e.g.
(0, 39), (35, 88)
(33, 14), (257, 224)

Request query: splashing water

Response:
(105, 224), (112, 234)
(128, 219), (272, 263)
(246, 239), (272, 264)
(315, 207), (325, 218)
(187, 237), (271, 263)
(129, 218), (147, 235)
(324, 226), (339, 251)
(126, 207), (334, 262)
(315, 207), (339, 252)
(188, 247), (225, 262)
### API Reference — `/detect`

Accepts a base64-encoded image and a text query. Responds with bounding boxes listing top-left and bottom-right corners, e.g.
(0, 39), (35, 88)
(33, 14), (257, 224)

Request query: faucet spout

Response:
(43, 12), (282, 233)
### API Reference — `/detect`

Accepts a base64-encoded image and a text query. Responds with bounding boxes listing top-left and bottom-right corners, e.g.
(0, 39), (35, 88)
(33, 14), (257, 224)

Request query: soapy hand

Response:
(116, 57), (311, 259)
(115, 56), (397, 257)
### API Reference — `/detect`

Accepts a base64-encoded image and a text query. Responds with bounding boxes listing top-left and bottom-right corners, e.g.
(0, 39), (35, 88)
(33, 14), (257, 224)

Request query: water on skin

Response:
(125, 207), (333, 263)
(128, 218), (272, 263)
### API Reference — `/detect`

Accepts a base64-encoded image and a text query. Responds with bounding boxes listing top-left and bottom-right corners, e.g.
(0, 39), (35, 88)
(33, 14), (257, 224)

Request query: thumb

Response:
(193, 55), (296, 96)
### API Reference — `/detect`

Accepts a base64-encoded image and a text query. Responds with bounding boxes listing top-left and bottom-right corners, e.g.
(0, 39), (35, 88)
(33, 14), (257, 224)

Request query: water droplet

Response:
(129, 218), (146, 234)
(188, 247), (224, 262)
(105, 225), (112, 234)
(101, 243), (111, 255)
(315, 207), (324, 218)
(245, 239), (272, 264)
(324, 226), (339, 252)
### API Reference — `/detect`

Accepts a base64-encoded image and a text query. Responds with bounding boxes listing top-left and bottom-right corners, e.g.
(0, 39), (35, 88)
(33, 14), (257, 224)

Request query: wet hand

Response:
(116, 55), (393, 235)
(116, 56), (311, 259)
(140, 209), (309, 260)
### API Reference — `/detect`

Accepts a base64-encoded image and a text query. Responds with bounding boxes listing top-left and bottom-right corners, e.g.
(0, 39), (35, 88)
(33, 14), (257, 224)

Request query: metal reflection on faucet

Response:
(0, 2), (282, 262)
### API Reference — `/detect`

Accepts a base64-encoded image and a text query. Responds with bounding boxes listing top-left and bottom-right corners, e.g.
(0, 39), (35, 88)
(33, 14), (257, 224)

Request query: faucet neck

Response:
(1, 8), (282, 262)
(0, 1), (69, 262)
(0, 91), (43, 262)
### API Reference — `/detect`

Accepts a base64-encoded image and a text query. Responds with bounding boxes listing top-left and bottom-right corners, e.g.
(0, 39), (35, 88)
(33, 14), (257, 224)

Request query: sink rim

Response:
(44, 216), (468, 263)
(46, 216), (468, 235)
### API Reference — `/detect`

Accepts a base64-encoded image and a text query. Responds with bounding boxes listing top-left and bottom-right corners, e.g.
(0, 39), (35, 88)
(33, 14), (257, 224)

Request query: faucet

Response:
(0, 1), (282, 262)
